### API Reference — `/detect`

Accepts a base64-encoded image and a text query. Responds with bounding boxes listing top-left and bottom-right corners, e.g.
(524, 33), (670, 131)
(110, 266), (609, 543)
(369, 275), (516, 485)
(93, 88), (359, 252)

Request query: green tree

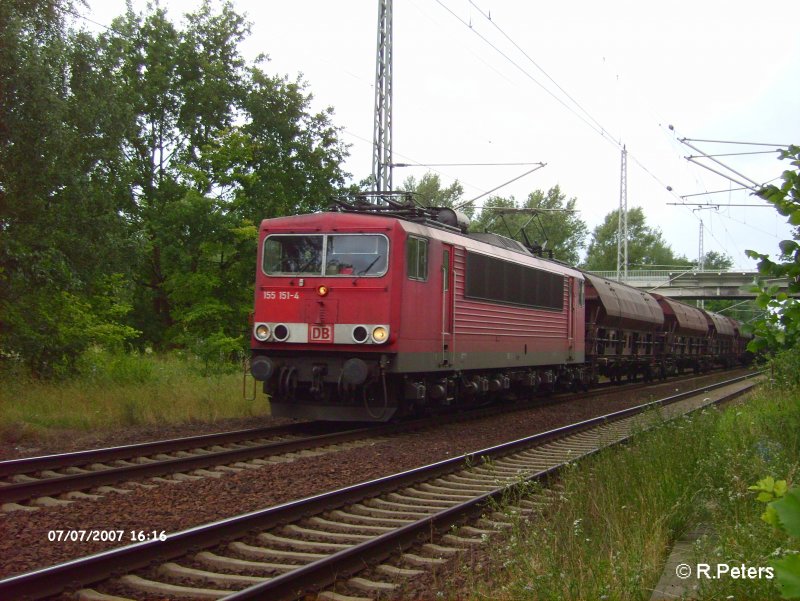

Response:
(98, 2), (254, 345)
(702, 250), (734, 270)
(99, 1), (349, 353)
(745, 145), (800, 352)
(700, 251), (749, 317)
(1, 0), (350, 373)
(583, 207), (690, 271)
(400, 172), (472, 219)
(0, 0), (138, 375)
(469, 186), (588, 265)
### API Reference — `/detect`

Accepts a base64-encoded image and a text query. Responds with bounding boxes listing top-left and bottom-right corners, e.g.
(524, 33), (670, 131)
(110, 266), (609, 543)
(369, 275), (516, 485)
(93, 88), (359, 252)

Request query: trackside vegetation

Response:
(446, 357), (800, 601)
(0, 349), (268, 442)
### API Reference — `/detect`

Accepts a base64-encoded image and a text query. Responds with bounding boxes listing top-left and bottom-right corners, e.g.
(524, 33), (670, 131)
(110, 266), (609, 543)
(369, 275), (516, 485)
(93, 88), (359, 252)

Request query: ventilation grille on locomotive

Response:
(465, 252), (564, 311)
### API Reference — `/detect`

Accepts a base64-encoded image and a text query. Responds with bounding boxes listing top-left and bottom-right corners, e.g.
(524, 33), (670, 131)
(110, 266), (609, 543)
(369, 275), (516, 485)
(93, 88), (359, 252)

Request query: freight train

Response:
(249, 195), (750, 421)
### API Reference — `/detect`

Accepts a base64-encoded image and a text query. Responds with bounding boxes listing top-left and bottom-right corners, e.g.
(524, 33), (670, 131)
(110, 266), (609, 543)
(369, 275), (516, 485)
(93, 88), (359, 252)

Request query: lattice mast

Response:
(372, 0), (393, 197)
(616, 145), (628, 282)
(697, 219), (705, 271)
(697, 217), (705, 309)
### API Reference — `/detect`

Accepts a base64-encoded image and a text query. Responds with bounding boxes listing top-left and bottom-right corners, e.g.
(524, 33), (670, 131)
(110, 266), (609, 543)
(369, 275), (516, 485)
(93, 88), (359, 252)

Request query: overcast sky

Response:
(84, 0), (800, 269)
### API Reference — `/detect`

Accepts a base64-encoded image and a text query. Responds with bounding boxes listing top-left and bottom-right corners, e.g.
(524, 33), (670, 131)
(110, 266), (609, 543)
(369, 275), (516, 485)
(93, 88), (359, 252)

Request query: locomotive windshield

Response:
(263, 234), (388, 277)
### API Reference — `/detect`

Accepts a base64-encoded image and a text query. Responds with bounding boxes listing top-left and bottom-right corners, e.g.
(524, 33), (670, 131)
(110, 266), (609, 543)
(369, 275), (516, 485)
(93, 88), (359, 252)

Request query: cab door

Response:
(441, 245), (454, 365)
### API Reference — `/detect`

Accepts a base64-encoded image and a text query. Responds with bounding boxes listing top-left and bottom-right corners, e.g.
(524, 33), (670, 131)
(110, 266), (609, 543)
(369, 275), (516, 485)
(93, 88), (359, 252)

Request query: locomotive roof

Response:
(466, 232), (532, 255)
(400, 218), (584, 278)
(260, 211), (398, 231)
(261, 211), (585, 279)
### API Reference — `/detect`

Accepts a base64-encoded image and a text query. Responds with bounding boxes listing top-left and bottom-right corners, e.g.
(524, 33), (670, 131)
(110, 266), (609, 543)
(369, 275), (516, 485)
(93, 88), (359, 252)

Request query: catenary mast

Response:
(372, 0), (393, 198)
(616, 145), (628, 282)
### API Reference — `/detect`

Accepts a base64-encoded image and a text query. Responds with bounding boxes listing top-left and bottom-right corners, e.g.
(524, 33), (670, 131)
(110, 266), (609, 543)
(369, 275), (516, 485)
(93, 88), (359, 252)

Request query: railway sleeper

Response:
(401, 552), (448, 567)
(76, 588), (132, 601)
(283, 524), (372, 542)
(329, 508), (415, 526)
(194, 551), (297, 573)
(350, 501), (431, 519)
(308, 516), (396, 534)
(396, 487), (473, 501)
(429, 476), (496, 490)
(347, 576), (398, 594)
(233, 540), (325, 562)
(191, 469), (226, 478)
(117, 573), (231, 600)
(440, 473), (502, 487)
(492, 455), (555, 468)
(476, 517), (514, 530)
(32, 496), (73, 507)
(158, 561), (267, 586)
(317, 590), (373, 601)
(417, 482), (487, 496)
(259, 531), (348, 552)
(442, 532), (483, 546)
(367, 497), (444, 513)
(468, 466), (527, 479)
(385, 492), (459, 506)
(376, 563), (425, 577)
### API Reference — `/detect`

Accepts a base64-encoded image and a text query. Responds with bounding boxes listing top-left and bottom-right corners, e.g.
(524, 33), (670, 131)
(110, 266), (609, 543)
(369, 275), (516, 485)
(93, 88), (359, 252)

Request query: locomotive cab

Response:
(250, 213), (402, 421)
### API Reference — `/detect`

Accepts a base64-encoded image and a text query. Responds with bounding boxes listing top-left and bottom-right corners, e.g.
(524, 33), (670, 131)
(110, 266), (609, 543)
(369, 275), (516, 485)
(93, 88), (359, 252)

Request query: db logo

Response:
(309, 324), (333, 343)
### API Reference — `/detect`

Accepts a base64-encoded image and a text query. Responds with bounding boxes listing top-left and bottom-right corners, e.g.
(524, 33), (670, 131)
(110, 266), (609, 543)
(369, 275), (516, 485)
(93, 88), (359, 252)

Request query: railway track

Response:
(0, 369), (746, 512)
(0, 422), (391, 511)
(0, 372), (759, 601)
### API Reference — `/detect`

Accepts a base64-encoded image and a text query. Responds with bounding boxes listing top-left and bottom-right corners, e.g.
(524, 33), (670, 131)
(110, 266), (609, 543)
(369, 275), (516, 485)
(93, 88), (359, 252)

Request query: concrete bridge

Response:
(586, 269), (790, 300)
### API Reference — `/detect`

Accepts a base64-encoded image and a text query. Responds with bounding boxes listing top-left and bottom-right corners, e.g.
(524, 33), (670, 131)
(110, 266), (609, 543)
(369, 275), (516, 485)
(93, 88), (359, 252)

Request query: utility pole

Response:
(698, 218), (705, 272)
(372, 0), (393, 197)
(616, 145), (628, 282)
(693, 207), (715, 309)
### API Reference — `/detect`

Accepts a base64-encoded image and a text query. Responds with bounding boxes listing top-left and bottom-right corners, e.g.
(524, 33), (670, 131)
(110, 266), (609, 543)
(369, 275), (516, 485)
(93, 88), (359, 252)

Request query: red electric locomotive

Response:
(250, 196), (588, 421)
(249, 196), (750, 421)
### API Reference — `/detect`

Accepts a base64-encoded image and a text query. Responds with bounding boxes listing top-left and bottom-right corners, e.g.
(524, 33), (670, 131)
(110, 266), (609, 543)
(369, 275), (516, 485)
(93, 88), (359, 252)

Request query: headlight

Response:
(352, 325), (369, 344)
(254, 324), (270, 341)
(372, 326), (388, 343)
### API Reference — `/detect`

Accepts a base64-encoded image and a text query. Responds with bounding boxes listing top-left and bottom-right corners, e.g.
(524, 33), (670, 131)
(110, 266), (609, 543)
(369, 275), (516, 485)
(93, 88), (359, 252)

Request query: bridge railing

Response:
(587, 269), (757, 282)
(589, 270), (675, 281)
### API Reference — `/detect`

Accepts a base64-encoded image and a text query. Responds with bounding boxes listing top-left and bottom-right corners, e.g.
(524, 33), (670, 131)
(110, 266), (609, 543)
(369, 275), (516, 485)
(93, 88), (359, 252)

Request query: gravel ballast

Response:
(0, 371), (748, 580)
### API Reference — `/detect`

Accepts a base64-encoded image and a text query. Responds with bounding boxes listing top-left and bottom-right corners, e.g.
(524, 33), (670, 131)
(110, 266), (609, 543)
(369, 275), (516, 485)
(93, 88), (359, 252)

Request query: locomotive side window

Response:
(263, 234), (388, 277)
(406, 236), (428, 281)
(465, 251), (564, 310)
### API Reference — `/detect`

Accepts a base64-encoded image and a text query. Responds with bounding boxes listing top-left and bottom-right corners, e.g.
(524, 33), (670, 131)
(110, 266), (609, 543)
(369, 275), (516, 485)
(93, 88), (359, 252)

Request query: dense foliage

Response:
(746, 145), (800, 352)
(400, 175), (589, 266)
(470, 186), (588, 266)
(0, 1), (349, 375)
(582, 206), (692, 271)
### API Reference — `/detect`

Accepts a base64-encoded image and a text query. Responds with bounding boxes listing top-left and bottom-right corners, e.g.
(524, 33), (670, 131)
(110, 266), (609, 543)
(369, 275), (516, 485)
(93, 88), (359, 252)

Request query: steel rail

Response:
(0, 424), (383, 504)
(0, 372), (760, 601)
(2, 370), (733, 505)
(0, 422), (329, 478)
(1, 366), (741, 480)
(224, 372), (760, 600)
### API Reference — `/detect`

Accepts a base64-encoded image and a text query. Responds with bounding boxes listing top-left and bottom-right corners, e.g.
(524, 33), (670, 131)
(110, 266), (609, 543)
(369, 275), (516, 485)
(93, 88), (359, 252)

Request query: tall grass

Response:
(0, 348), (269, 441)
(454, 384), (799, 601)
